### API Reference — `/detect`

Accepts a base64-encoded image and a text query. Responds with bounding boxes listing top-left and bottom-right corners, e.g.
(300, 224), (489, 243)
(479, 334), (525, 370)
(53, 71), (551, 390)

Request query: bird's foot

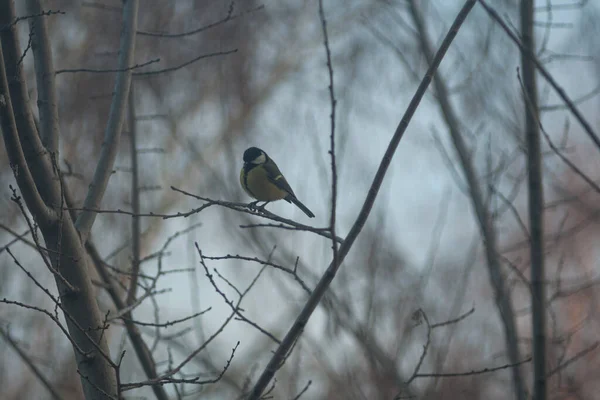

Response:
(247, 201), (260, 210)
(247, 201), (270, 213)
(256, 202), (270, 211)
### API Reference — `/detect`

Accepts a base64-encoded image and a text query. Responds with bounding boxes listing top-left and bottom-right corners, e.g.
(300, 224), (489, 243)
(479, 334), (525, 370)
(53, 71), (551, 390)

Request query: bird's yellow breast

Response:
(240, 166), (288, 201)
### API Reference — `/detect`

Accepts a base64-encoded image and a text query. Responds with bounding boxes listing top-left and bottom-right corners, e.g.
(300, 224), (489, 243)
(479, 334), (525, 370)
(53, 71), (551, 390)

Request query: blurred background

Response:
(1, 0), (599, 399)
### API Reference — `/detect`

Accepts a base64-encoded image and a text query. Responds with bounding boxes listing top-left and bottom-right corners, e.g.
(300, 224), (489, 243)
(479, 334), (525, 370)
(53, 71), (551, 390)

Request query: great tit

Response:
(240, 147), (315, 218)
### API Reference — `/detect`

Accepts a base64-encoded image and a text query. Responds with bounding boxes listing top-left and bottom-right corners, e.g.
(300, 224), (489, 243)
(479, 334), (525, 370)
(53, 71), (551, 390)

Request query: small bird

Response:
(240, 147), (315, 218)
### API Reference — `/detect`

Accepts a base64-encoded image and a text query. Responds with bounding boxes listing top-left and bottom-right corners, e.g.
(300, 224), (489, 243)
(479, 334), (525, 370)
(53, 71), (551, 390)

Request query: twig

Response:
(137, 4), (264, 38)
(0, 224), (35, 253)
(56, 58), (159, 75)
(121, 308), (211, 328)
(198, 248), (281, 344)
(133, 50), (237, 76)
(405, 310), (432, 386)
(0, 9), (64, 31)
(76, 370), (118, 400)
(318, 0), (339, 283)
(173, 186), (344, 242)
(546, 341), (599, 377)
(290, 380), (312, 400)
(413, 357), (532, 378)
(10, 188), (76, 292)
(154, 253), (264, 380)
(0, 298), (86, 357)
(491, 185), (530, 240)
(430, 307), (475, 329)
(121, 342), (239, 390)
(202, 253), (311, 295)
(107, 288), (171, 320)
(239, 223), (343, 244)
(536, 113), (600, 195)
(126, 81), (141, 306)
(541, 83), (600, 111)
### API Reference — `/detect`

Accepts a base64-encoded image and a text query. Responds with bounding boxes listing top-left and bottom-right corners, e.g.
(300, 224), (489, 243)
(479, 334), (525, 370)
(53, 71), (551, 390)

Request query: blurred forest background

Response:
(1, 0), (600, 399)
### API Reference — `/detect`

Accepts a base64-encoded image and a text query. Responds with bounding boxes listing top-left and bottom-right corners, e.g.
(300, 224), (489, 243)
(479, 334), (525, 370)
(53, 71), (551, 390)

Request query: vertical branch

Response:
(126, 81), (141, 306)
(0, 45), (53, 225)
(407, 1), (526, 399)
(520, 1), (546, 399)
(247, 2), (477, 398)
(57, 104), (167, 399)
(64, 159), (168, 400)
(318, 0), (338, 269)
(25, 0), (60, 153)
(2, 2), (120, 397)
(75, 0), (139, 243)
(0, 0), (60, 215)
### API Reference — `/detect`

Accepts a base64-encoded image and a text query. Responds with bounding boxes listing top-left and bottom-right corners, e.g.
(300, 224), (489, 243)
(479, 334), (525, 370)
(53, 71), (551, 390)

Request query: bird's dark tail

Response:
(287, 196), (315, 218)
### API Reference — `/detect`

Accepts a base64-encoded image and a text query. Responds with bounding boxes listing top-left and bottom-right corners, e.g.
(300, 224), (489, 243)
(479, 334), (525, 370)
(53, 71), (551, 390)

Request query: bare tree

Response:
(1, 0), (140, 397)
(2, 1), (600, 399)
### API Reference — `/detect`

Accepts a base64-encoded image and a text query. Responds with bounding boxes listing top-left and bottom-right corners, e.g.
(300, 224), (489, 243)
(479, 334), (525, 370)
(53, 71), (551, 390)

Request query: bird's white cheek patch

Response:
(252, 153), (267, 164)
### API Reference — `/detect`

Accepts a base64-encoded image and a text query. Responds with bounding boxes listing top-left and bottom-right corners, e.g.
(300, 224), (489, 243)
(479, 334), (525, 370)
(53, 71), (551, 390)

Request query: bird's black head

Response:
(243, 147), (267, 164)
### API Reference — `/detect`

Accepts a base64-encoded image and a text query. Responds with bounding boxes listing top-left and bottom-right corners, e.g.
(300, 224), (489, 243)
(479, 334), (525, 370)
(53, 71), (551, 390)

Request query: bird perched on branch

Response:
(240, 147), (315, 218)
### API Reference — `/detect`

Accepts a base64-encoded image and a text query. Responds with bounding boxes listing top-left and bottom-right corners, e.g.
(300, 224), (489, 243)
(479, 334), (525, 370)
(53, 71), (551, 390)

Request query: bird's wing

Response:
(263, 161), (296, 197)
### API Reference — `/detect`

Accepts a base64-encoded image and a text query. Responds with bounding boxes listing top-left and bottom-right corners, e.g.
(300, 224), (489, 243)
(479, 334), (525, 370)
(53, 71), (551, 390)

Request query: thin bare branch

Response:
(413, 357), (532, 379)
(546, 341), (599, 378)
(0, 224), (35, 253)
(55, 58), (159, 75)
(290, 380), (312, 400)
(519, 2), (546, 398)
(0, 298), (87, 357)
(122, 342), (240, 390)
(430, 307), (475, 329)
(126, 82), (141, 306)
(203, 253), (312, 294)
(0, 9), (64, 30)
(540, 83), (600, 111)
(137, 3), (264, 38)
(318, 0), (339, 277)
(133, 49), (237, 77)
(25, 0), (60, 153)
(120, 308), (211, 328)
(405, 309), (432, 386)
